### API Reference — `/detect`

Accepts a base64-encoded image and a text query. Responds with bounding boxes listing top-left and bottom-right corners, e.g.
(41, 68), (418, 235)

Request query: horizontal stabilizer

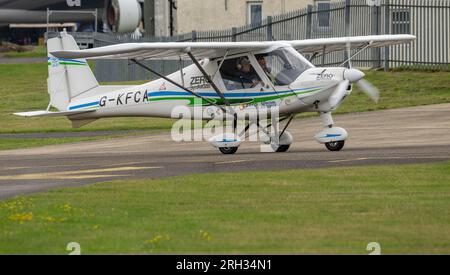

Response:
(14, 109), (95, 118)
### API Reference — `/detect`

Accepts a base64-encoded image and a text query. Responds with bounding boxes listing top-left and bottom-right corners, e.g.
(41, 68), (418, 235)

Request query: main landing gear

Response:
(210, 116), (295, 155)
(260, 115), (294, 154)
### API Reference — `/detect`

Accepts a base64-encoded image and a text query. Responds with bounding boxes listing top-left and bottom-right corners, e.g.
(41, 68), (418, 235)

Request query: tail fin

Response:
(47, 31), (99, 111)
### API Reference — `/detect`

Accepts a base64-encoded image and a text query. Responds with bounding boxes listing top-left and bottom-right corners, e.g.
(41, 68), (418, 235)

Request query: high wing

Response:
(51, 41), (272, 61)
(51, 34), (415, 61)
(290, 34), (416, 54)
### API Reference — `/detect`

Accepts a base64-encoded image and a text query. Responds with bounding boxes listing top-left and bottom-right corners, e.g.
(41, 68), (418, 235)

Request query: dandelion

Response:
(0, 197), (33, 211)
(45, 216), (57, 223)
(8, 212), (33, 223)
(194, 230), (212, 242)
(39, 215), (66, 223)
(63, 204), (72, 212)
(145, 235), (171, 245)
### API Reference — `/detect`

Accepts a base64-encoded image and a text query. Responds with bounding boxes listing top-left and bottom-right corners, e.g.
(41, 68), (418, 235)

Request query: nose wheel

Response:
(325, 140), (345, 151)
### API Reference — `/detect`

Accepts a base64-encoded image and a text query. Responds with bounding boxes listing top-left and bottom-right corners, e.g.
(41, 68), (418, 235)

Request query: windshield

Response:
(256, 47), (313, 86)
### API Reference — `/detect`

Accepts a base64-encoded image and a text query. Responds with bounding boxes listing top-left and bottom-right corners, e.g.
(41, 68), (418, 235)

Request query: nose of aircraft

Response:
(344, 68), (365, 83)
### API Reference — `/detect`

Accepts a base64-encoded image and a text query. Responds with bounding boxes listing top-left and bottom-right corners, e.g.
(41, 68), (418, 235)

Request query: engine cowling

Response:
(106, 0), (142, 33)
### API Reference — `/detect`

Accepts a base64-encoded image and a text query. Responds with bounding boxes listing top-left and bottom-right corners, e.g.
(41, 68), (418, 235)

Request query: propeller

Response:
(329, 40), (380, 110)
(344, 40), (380, 103)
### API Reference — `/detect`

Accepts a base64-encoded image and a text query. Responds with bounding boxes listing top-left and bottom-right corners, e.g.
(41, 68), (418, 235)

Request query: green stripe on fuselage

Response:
(147, 88), (322, 106)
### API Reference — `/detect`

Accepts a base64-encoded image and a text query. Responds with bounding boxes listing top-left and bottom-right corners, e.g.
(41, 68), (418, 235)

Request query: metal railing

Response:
(92, 0), (450, 82)
(45, 8), (98, 50)
(46, 31), (95, 50)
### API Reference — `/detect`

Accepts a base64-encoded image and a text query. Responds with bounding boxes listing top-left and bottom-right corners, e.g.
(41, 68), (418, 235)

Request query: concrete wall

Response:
(145, 0), (346, 36)
(175, 0), (314, 33)
(144, 0), (177, 37)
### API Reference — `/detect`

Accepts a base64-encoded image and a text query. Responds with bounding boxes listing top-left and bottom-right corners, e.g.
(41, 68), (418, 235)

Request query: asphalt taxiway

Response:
(0, 103), (449, 199)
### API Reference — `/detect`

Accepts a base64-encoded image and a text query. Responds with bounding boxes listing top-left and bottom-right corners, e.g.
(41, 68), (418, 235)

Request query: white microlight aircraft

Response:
(15, 31), (415, 154)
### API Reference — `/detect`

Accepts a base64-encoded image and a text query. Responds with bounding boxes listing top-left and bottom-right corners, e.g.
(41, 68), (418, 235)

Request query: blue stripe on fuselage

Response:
(69, 101), (100, 110)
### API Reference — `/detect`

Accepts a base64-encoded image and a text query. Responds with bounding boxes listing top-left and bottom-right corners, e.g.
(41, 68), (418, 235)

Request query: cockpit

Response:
(218, 46), (313, 90)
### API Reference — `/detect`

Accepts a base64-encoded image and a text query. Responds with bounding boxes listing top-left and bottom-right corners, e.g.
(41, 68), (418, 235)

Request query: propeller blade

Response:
(329, 79), (350, 109)
(356, 79), (380, 103)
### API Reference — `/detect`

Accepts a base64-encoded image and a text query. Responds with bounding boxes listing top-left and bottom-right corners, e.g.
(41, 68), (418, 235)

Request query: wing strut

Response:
(339, 42), (372, 67)
(130, 59), (228, 114)
(185, 50), (232, 108)
(186, 49), (238, 131)
(279, 115), (295, 138)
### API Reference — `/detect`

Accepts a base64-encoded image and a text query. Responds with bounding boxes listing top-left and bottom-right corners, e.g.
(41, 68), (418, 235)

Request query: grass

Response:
(2, 46), (47, 58)
(392, 64), (450, 72)
(0, 63), (174, 134)
(0, 161), (449, 255)
(0, 63), (449, 149)
(0, 137), (97, 151)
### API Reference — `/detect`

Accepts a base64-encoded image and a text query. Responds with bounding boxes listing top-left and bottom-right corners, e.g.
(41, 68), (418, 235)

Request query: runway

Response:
(0, 103), (449, 199)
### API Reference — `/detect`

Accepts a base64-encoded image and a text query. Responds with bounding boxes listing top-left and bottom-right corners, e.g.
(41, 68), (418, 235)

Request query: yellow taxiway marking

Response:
(0, 166), (162, 181)
(0, 167), (29, 171)
(0, 162), (148, 171)
(49, 166), (162, 175)
(214, 160), (249, 165)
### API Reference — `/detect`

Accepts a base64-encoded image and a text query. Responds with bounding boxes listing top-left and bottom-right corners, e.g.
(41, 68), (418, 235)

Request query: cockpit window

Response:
(218, 56), (263, 90)
(256, 47), (313, 86)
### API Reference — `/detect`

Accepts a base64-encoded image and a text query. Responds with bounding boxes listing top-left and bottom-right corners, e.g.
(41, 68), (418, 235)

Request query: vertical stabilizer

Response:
(47, 31), (99, 111)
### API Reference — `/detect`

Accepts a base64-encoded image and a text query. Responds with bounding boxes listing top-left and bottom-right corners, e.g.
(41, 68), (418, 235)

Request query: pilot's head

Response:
(257, 56), (267, 68)
(238, 57), (252, 73)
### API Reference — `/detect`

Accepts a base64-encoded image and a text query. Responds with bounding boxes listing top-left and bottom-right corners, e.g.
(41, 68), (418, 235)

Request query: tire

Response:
(219, 147), (238, 155)
(275, 144), (291, 153)
(270, 143), (291, 153)
(325, 141), (345, 152)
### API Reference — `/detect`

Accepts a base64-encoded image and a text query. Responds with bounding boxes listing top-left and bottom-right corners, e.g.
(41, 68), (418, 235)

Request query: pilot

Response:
(236, 57), (261, 88)
(257, 55), (276, 83)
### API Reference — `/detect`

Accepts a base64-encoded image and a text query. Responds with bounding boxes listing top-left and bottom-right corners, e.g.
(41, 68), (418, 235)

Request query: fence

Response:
(92, 0), (450, 82)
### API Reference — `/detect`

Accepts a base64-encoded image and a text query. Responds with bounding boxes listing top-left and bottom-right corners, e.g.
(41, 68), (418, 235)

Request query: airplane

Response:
(15, 30), (415, 154)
